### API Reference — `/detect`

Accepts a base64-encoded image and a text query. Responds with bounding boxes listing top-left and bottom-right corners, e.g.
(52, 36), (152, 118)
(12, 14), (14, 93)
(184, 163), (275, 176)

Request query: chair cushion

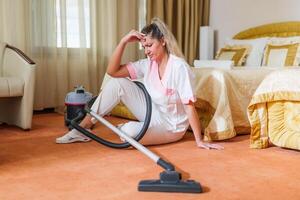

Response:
(0, 77), (24, 97)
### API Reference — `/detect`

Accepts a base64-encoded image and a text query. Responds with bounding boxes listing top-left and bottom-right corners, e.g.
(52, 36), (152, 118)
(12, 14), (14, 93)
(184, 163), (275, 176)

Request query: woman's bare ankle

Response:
(79, 116), (95, 129)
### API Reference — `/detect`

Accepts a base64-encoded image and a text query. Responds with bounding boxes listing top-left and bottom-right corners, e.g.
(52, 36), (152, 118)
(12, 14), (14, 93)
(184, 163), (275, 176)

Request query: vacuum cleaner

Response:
(70, 81), (203, 193)
(64, 85), (92, 129)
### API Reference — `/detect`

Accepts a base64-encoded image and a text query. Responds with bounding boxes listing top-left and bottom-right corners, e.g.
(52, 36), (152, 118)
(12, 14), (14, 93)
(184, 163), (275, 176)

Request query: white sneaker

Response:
(56, 129), (91, 144)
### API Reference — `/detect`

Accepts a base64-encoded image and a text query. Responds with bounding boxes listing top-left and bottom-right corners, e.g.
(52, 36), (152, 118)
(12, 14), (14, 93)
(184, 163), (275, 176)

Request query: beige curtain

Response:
(0, 0), (30, 51)
(0, 0), (139, 111)
(146, 0), (210, 64)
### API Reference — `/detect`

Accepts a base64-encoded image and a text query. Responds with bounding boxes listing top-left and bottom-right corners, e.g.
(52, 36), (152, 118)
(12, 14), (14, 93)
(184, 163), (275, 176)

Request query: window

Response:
(56, 0), (90, 48)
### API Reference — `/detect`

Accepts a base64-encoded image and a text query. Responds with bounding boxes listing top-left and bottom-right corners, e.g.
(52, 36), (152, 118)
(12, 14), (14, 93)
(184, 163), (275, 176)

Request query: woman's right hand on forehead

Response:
(121, 30), (145, 44)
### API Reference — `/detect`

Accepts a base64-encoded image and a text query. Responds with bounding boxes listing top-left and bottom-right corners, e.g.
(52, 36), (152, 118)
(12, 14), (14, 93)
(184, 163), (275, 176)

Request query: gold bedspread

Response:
(247, 69), (300, 150)
(191, 67), (276, 141)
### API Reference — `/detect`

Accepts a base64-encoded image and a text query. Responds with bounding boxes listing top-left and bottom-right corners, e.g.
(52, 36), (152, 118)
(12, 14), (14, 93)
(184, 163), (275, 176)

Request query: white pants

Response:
(91, 78), (185, 145)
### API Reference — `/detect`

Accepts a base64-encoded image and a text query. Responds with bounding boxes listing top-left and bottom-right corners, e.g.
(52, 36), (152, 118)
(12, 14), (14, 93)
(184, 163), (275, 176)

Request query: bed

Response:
(191, 67), (274, 141)
(248, 69), (300, 150)
(240, 22), (300, 150)
(195, 21), (300, 150)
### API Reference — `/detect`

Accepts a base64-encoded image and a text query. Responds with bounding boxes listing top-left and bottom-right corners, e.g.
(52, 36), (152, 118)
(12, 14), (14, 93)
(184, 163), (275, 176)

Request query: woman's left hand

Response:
(121, 30), (145, 44)
(197, 141), (224, 150)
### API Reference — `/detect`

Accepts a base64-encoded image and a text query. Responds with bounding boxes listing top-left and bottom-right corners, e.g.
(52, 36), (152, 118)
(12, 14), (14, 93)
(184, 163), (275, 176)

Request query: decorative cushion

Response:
(215, 45), (251, 66)
(225, 38), (269, 66)
(262, 43), (299, 66)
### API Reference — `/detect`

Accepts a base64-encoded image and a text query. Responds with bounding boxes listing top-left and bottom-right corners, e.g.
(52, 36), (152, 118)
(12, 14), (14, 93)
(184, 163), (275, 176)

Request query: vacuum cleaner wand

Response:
(87, 110), (203, 193)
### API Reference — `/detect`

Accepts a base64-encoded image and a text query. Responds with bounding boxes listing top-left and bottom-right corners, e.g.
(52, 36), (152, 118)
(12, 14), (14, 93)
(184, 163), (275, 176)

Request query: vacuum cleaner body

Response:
(65, 86), (92, 129)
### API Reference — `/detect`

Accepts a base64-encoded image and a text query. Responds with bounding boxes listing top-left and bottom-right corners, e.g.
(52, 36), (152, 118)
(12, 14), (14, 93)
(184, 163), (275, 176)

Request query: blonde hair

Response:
(141, 18), (184, 58)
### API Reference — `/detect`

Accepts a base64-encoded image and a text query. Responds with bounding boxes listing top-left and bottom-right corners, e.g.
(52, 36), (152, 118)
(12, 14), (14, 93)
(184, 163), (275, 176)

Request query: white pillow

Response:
(268, 36), (300, 44)
(193, 59), (233, 70)
(225, 37), (269, 66)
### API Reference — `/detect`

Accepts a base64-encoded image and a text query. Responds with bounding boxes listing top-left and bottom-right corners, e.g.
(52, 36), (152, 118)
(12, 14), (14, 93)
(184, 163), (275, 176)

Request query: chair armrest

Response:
(2, 45), (36, 81)
(6, 45), (35, 65)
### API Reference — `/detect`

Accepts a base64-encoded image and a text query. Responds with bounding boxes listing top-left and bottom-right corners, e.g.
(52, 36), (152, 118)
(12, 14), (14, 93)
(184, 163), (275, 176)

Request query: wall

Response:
(210, 0), (300, 51)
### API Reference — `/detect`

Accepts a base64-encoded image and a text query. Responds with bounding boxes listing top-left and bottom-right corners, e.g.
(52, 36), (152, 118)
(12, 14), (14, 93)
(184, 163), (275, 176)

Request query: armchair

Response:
(0, 42), (36, 130)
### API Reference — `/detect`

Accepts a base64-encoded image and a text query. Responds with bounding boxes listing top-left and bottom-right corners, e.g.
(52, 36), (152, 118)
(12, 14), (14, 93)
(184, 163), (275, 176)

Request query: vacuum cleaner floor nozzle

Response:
(138, 171), (202, 193)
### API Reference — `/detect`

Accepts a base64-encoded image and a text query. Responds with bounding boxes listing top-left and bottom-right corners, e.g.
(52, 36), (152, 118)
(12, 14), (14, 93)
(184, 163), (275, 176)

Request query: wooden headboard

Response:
(233, 21), (300, 40)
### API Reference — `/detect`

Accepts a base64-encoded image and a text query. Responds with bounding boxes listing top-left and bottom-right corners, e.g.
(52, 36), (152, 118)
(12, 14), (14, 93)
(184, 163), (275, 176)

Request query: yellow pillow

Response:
(263, 43), (299, 66)
(215, 45), (250, 66)
(111, 103), (137, 120)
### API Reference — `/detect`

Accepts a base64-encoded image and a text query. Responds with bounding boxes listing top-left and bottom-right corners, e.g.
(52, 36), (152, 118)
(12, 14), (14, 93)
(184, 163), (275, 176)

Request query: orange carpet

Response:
(0, 113), (300, 200)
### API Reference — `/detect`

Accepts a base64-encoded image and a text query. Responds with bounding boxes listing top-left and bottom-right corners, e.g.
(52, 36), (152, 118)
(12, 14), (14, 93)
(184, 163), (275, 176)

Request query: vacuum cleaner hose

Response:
(71, 81), (152, 149)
